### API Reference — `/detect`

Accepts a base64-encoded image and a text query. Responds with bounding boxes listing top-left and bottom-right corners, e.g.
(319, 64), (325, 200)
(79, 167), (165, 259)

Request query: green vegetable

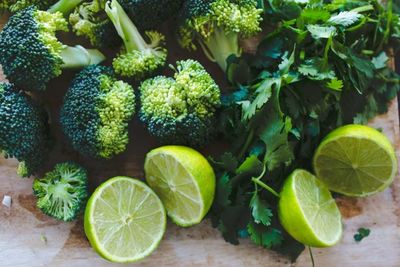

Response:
(105, 0), (167, 80)
(0, 0), (57, 13)
(354, 228), (370, 242)
(211, 0), (400, 260)
(178, 0), (263, 72)
(61, 65), (135, 159)
(33, 162), (88, 221)
(0, 83), (52, 177)
(69, 0), (121, 48)
(139, 60), (221, 147)
(119, 0), (185, 30)
(0, 5), (105, 91)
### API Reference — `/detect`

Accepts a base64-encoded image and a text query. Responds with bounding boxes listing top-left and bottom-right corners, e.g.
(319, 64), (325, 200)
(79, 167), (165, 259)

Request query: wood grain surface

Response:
(1, 14), (400, 267)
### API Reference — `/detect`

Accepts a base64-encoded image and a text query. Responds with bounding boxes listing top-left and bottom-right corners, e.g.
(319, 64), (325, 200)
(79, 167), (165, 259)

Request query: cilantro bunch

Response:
(212, 0), (400, 260)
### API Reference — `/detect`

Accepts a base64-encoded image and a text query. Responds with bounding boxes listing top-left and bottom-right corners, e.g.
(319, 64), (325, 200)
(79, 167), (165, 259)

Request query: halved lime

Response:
(313, 124), (397, 197)
(144, 146), (215, 227)
(84, 177), (166, 263)
(278, 169), (343, 247)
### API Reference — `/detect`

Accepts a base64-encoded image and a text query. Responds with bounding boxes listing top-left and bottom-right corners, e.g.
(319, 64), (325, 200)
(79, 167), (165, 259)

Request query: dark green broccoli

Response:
(60, 65), (136, 159)
(0, 83), (52, 177)
(139, 60), (221, 147)
(0, 4), (105, 91)
(119, 0), (185, 30)
(178, 0), (263, 72)
(33, 162), (88, 221)
(105, 0), (167, 80)
(69, 0), (121, 48)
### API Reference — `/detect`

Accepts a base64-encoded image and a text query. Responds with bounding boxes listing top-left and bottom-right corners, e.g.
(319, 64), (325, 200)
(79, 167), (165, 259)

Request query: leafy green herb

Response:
(213, 0), (400, 261)
(354, 228), (371, 242)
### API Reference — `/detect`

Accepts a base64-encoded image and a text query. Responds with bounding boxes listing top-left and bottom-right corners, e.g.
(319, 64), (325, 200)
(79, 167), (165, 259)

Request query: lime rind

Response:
(313, 125), (397, 197)
(279, 169), (343, 247)
(144, 146), (216, 227)
(84, 177), (166, 263)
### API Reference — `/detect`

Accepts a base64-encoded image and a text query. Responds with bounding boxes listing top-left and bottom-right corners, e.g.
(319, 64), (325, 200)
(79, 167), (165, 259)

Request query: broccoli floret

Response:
(0, 5), (105, 91)
(69, 0), (121, 48)
(105, 0), (167, 80)
(0, 83), (52, 177)
(178, 0), (263, 72)
(60, 65), (136, 159)
(139, 59), (221, 147)
(3, 0), (84, 14)
(118, 0), (185, 30)
(33, 162), (88, 221)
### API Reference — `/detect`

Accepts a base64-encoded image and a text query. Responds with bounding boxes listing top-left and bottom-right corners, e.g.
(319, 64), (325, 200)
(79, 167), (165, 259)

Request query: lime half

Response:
(84, 177), (166, 263)
(313, 124), (397, 197)
(278, 169), (343, 247)
(144, 146), (215, 227)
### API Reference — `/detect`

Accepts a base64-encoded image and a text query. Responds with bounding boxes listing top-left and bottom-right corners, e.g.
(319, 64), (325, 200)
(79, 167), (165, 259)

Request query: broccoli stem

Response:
(60, 45), (106, 69)
(105, 0), (148, 52)
(48, 0), (84, 14)
(201, 27), (241, 72)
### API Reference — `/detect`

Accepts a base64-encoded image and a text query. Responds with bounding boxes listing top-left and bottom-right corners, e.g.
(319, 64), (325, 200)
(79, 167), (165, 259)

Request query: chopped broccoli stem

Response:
(60, 45), (106, 69)
(48, 0), (84, 14)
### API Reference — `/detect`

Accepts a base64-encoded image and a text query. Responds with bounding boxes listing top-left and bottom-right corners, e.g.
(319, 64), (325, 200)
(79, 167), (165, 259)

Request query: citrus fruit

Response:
(313, 124), (397, 197)
(278, 169), (343, 247)
(144, 146), (215, 227)
(84, 176), (166, 263)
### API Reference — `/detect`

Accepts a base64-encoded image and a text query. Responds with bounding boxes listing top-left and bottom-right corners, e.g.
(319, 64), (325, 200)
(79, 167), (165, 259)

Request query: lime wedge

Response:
(144, 146), (215, 227)
(84, 177), (166, 263)
(278, 169), (343, 247)
(313, 124), (397, 197)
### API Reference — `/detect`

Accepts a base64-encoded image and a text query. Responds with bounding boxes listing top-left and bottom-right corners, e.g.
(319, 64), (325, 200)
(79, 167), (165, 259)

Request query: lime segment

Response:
(278, 169), (342, 247)
(84, 177), (166, 263)
(144, 146), (215, 227)
(313, 125), (397, 197)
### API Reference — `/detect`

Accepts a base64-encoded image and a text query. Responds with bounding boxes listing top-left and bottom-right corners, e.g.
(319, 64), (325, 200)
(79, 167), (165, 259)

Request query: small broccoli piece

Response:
(178, 0), (263, 72)
(61, 65), (136, 159)
(0, 83), (52, 177)
(0, 5), (105, 91)
(105, 0), (167, 80)
(118, 0), (185, 30)
(139, 59), (221, 147)
(6, 0), (57, 12)
(69, 0), (121, 48)
(33, 162), (88, 221)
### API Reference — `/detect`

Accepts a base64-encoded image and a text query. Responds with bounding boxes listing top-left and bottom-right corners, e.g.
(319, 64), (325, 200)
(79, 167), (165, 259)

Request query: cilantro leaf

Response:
(307, 24), (336, 39)
(250, 193), (273, 225)
(328, 11), (362, 26)
(247, 222), (283, 248)
(354, 228), (370, 242)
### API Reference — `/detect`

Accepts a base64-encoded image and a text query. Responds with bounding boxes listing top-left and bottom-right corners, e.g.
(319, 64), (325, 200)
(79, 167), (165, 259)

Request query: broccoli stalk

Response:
(33, 162), (88, 221)
(178, 0), (263, 72)
(60, 45), (106, 69)
(48, 0), (84, 14)
(105, 0), (167, 80)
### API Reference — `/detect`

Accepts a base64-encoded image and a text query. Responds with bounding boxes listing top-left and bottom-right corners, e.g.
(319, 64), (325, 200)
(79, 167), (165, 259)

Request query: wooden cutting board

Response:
(1, 15), (400, 267)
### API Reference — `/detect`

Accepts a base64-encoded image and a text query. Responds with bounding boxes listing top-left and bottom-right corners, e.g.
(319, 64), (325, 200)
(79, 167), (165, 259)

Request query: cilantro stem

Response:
(308, 246), (315, 267)
(252, 177), (280, 198)
(238, 129), (255, 159)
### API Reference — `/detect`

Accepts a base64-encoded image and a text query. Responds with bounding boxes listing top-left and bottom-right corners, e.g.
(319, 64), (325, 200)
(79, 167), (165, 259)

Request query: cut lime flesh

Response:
(313, 125), (397, 197)
(84, 177), (166, 263)
(278, 169), (343, 247)
(144, 146), (215, 227)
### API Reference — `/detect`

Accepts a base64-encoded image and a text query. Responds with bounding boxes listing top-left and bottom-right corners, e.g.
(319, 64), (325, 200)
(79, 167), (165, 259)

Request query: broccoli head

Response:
(69, 0), (121, 48)
(33, 162), (88, 221)
(118, 0), (185, 30)
(139, 60), (221, 147)
(61, 65), (136, 159)
(0, 5), (105, 91)
(178, 0), (263, 72)
(3, 0), (85, 14)
(0, 83), (52, 177)
(105, 0), (167, 80)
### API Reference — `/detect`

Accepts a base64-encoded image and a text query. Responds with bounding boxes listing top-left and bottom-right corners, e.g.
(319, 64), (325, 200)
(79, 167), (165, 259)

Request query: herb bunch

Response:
(211, 0), (400, 260)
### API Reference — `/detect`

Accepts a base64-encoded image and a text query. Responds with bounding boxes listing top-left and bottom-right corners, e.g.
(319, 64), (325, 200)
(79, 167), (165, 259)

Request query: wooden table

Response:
(1, 15), (400, 267)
